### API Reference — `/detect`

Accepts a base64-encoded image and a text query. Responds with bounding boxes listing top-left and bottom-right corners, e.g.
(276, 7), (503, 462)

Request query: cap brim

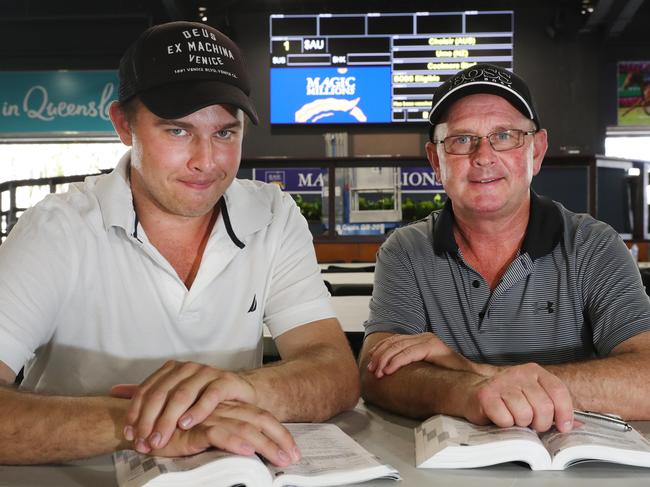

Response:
(428, 82), (538, 133)
(140, 80), (259, 124)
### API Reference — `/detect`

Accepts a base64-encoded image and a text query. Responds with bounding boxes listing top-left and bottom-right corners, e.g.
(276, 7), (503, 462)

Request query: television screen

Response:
(533, 160), (635, 239)
(617, 61), (650, 126)
(597, 165), (634, 238)
(532, 166), (589, 214)
(269, 10), (514, 125)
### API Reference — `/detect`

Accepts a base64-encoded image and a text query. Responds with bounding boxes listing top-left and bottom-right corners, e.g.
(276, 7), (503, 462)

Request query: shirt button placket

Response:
(470, 277), (488, 331)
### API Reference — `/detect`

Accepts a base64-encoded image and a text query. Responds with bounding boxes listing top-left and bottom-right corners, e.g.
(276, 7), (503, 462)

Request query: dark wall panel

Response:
(0, 2), (648, 160)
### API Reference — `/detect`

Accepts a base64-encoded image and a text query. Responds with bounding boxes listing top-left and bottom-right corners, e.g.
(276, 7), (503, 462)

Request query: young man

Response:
(360, 63), (650, 432)
(0, 21), (358, 465)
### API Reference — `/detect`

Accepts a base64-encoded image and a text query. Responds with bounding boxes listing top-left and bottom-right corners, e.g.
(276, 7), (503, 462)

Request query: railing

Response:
(0, 156), (434, 244)
(0, 172), (106, 241)
(0, 154), (620, 243)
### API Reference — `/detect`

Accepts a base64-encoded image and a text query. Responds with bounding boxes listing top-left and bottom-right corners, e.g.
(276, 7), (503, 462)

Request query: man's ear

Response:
(109, 101), (134, 146)
(531, 128), (548, 176)
(425, 141), (442, 184)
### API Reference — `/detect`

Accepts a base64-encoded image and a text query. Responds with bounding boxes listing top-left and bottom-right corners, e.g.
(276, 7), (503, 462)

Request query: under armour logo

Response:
(248, 294), (257, 313)
(534, 301), (555, 314)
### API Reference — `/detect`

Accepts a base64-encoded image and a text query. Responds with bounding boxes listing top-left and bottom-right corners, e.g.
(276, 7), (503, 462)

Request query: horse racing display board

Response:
(269, 10), (514, 125)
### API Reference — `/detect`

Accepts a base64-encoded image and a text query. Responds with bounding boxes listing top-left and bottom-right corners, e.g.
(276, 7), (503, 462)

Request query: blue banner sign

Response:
(253, 166), (444, 193)
(336, 223), (389, 236)
(270, 66), (392, 124)
(0, 70), (119, 134)
(400, 167), (444, 193)
(252, 168), (326, 194)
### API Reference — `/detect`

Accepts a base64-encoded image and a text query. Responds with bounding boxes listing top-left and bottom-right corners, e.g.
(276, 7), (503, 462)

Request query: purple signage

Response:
(400, 167), (444, 193)
(252, 167), (444, 194)
(252, 168), (326, 194)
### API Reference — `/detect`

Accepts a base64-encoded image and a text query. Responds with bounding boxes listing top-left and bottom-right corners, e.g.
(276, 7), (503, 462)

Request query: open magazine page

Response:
(415, 415), (550, 469)
(114, 449), (269, 487)
(540, 422), (650, 469)
(416, 414), (542, 454)
(266, 423), (399, 486)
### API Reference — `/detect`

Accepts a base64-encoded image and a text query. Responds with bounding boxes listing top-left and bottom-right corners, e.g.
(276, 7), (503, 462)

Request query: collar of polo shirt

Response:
(432, 190), (564, 260)
(93, 151), (272, 247)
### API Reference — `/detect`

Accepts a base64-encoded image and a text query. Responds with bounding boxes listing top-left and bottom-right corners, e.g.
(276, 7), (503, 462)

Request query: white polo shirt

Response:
(0, 152), (334, 394)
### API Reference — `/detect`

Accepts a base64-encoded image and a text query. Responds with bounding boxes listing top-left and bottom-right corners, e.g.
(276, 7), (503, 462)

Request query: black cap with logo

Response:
(119, 21), (259, 124)
(428, 63), (540, 140)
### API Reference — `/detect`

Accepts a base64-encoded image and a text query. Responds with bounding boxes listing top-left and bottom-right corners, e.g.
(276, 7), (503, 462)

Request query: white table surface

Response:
(330, 295), (370, 332)
(263, 296), (369, 337)
(3, 402), (650, 486)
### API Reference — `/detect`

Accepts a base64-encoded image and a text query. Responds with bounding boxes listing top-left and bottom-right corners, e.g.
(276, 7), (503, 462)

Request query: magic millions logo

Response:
(305, 76), (356, 96)
(295, 68), (367, 123)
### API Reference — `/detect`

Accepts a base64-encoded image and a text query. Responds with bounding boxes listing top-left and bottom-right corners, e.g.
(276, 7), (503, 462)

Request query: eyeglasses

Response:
(432, 129), (538, 155)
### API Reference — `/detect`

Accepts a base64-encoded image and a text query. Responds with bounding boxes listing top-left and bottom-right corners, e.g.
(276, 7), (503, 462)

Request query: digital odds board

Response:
(269, 10), (514, 125)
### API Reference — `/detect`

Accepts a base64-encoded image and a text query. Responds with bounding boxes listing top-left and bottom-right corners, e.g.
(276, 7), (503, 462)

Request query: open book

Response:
(114, 423), (399, 487)
(415, 414), (650, 470)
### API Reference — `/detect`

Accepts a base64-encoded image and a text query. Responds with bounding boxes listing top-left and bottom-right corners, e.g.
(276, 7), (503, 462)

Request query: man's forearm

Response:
(0, 386), (130, 464)
(361, 350), (650, 422)
(360, 359), (482, 420)
(359, 332), (494, 420)
(546, 350), (650, 419)
(243, 343), (360, 422)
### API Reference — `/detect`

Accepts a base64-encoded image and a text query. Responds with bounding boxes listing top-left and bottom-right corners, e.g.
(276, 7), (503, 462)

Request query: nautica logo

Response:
(248, 295), (257, 313)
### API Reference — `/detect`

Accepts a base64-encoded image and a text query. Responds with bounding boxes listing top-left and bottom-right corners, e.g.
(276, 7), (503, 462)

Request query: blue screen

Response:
(270, 66), (392, 124)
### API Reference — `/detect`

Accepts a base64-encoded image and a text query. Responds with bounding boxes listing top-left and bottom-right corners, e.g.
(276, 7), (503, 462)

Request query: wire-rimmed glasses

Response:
(432, 129), (538, 155)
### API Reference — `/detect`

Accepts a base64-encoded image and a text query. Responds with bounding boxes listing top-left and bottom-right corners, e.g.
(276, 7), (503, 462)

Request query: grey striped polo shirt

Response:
(365, 191), (650, 365)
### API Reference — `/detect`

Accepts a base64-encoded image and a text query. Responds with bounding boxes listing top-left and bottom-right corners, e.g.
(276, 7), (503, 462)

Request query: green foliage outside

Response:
(294, 193), (445, 222)
(293, 194), (322, 221)
(357, 195), (395, 211)
(402, 194), (445, 222)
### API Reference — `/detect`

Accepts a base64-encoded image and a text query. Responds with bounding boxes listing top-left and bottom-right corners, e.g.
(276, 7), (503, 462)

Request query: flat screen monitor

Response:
(597, 164), (634, 238)
(532, 166), (589, 214)
(269, 10), (514, 125)
(532, 161), (635, 239)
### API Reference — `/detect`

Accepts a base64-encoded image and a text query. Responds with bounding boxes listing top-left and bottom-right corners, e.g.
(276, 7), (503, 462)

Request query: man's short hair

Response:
(118, 96), (142, 126)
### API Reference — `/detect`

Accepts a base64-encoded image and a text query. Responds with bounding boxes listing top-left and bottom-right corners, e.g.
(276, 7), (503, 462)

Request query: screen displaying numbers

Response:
(269, 10), (514, 124)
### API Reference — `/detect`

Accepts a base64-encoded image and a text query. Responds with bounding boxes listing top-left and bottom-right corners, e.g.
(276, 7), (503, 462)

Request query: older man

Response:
(0, 21), (358, 465)
(360, 63), (650, 432)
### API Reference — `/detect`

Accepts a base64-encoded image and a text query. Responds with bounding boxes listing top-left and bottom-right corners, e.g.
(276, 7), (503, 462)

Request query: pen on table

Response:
(573, 410), (632, 432)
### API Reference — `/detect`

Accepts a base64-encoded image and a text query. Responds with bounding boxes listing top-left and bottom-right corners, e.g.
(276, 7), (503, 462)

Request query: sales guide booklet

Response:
(415, 414), (650, 471)
(114, 423), (399, 487)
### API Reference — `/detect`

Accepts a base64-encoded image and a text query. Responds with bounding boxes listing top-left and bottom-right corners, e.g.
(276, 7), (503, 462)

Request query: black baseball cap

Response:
(428, 63), (540, 140)
(119, 21), (258, 124)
